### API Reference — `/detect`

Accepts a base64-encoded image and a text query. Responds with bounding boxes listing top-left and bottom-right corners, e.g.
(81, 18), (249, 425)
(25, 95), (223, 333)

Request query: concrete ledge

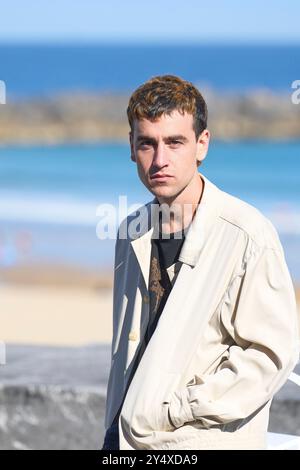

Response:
(0, 384), (106, 450)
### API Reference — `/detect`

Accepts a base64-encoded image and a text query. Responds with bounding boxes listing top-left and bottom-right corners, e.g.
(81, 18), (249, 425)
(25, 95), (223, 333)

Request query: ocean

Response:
(0, 141), (299, 280)
(0, 44), (300, 97)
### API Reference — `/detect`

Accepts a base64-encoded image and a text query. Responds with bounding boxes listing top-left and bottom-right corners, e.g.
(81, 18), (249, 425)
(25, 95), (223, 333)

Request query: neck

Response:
(157, 172), (204, 234)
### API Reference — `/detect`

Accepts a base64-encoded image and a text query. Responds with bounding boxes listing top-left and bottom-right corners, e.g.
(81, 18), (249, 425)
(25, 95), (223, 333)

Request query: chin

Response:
(144, 178), (179, 199)
(150, 187), (177, 200)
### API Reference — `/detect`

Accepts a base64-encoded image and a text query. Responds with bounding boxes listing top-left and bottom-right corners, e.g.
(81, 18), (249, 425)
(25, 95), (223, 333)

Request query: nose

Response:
(152, 142), (168, 170)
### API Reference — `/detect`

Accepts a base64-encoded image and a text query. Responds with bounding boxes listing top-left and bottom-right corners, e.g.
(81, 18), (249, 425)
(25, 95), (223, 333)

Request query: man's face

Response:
(130, 110), (209, 202)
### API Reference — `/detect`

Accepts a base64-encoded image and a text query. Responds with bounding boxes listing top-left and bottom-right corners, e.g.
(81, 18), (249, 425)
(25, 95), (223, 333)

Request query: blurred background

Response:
(0, 0), (299, 450)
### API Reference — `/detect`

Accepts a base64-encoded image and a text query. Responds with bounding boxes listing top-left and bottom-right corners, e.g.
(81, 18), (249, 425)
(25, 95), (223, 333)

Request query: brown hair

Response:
(127, 74), (208, 140)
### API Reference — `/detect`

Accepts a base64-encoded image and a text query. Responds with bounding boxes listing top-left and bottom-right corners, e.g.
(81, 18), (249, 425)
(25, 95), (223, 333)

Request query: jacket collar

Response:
(130, 173), (223, 287)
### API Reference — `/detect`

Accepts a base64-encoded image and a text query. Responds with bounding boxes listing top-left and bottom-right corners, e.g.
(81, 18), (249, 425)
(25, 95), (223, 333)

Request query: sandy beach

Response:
(1, 265), (299, 347)
(0, 266), (114, 346)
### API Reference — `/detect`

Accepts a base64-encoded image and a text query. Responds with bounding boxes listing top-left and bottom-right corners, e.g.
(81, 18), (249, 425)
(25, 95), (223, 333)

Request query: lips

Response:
(150, 174), (172, 179)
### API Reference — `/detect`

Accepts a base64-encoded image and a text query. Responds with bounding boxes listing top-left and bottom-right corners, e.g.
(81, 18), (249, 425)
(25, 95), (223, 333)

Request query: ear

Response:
(196, 128), (210, 166)
(129, 131), (136, 162)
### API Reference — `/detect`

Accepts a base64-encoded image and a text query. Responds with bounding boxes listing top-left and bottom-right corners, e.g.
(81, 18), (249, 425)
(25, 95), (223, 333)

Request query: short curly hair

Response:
(127, 75), (208, 139)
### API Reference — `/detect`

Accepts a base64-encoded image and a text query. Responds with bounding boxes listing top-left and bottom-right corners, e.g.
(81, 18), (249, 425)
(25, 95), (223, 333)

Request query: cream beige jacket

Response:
(104, 173), (299, 450)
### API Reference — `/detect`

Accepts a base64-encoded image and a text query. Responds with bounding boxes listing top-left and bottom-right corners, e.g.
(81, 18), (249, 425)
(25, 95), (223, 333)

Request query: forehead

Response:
(132, 110), (194, 136)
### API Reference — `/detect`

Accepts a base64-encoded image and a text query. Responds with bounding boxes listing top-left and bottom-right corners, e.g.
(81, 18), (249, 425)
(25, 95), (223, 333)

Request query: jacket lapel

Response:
(178, 174), (224, 267)
(130, 196), (160, 289)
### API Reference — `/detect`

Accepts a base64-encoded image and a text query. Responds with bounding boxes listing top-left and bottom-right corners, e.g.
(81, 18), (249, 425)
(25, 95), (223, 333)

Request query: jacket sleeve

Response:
(168, 240), (300, 429)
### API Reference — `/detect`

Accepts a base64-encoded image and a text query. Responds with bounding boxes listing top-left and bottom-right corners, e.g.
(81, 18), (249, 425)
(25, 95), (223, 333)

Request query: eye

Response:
(138, 141), (152, 149)
(169, 140), (182, 147)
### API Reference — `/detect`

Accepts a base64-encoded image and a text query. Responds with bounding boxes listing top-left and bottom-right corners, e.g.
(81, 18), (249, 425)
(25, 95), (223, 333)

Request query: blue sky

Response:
(0, 0), (299, 43)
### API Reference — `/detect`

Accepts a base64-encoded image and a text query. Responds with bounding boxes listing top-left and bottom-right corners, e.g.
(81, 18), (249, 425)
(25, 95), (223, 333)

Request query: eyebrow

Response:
(136, 134), (188, 143)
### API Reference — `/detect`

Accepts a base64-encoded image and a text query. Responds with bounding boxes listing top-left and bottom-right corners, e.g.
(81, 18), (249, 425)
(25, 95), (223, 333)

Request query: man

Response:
(102, 75), (299, 450)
